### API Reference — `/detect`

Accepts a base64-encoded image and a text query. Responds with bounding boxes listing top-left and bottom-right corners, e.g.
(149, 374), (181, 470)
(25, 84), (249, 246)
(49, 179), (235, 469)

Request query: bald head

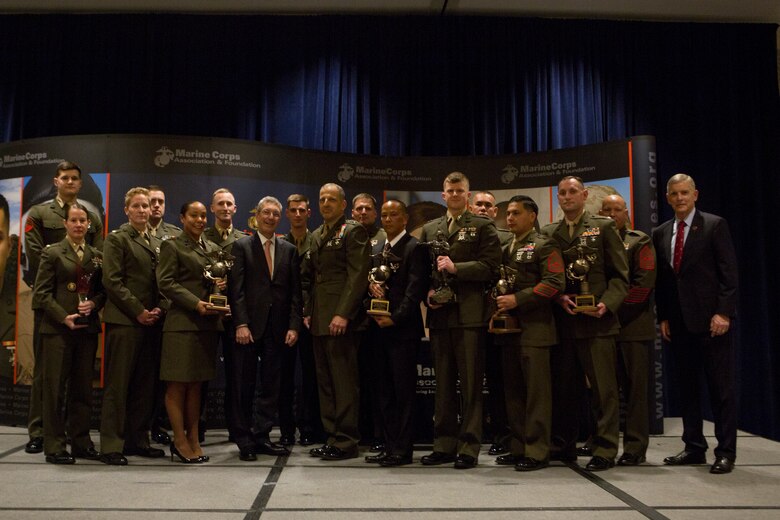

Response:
(599, 194), (629, 230)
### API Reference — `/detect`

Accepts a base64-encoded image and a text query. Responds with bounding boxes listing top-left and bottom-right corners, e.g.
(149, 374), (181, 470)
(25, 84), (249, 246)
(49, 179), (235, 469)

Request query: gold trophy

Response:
(367, 247), (401, 316)
(422, 229), (456, 305)
(564, 242), (598, 313)
(489, 265), (523, 334)
(203, 250), (234, 312)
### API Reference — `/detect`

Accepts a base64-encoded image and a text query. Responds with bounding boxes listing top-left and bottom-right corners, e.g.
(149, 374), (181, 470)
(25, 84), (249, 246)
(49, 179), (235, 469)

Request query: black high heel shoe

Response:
(196, 454), (209, 463)
(170, 444), (198, 464)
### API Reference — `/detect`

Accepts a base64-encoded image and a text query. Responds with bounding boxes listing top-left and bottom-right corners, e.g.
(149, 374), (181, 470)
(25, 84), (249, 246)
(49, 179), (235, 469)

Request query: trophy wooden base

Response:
(572, 294), (598, 313)
(208, 294), (230, 314)
(367, 298), (391, 316)
(74, 314), (90, 326)
(489, 313), (523, 334)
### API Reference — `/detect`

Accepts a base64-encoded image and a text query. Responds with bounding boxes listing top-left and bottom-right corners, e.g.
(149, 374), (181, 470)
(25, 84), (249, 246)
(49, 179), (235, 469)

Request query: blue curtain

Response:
(1, 14), (778, 439)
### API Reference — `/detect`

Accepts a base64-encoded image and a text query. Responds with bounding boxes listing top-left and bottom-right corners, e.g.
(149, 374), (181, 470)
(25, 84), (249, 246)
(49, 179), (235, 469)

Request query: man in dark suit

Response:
(23, 160), (103, 455)
(363, 200), (428, 467)
(228, 196), (301, 461)
(540, 176), (629, 472)
(302, 183), (370, 460)
(278, 194), (323, 447)
(652, 173), (739, 474)
(419, 172), (502, 469)
(202, 188), (249, 441)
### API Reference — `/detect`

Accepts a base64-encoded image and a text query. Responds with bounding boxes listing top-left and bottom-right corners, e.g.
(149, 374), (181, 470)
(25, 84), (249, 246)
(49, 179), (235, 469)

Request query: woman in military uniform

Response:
(157, 201), (224, 463)
(33, 203), (105, 464)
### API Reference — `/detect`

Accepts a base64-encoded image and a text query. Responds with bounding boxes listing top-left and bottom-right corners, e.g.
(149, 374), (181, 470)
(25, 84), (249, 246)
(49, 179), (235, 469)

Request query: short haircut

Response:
(65, 202), (88, 219)
(558, 176), (585, 189)
(179, 201), (204, 216)
(320, 183), (345, 201)
(56, 160), (81, 178)
(147, 185), (165, 193)
(383, 199), (408, 215)
(667, 173), (696, 192)
(508, 194), (539, 216)
(212, 188), (233, 202)
(124, 187), (150, 208)
(256, 196), (282, 212)
(286, 193), (310, 209)
(0, 193), (9, 232)
(472, 190), (496, 201)
(443, 171), (469, 189)
(352, 193), (377, 208)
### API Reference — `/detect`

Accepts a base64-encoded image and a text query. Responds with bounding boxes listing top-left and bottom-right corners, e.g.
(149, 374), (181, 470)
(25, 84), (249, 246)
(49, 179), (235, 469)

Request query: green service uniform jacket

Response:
(24, 200), (103, 288)
(540, 211), (629, 338)
(203, 226), (249, 255)
(494, 230), (564, 347)
(419, 211), (502, 329)
(149, 221), (181, 241)
(617, 229), (657, 341)
(303, 216), (370, 336)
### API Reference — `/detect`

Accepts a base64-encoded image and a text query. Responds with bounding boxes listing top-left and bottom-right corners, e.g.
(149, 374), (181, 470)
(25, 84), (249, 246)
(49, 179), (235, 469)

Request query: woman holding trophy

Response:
(157, 201), (226, 463)
(33, 203), (105, 464)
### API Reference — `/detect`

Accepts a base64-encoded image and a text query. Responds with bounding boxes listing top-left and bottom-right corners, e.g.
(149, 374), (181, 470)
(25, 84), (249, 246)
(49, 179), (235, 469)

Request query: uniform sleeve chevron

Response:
(533, 282), (559, 299)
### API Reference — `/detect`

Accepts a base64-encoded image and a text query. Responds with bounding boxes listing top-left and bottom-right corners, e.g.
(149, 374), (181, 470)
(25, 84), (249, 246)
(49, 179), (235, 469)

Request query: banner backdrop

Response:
(0, 134), (659, 439)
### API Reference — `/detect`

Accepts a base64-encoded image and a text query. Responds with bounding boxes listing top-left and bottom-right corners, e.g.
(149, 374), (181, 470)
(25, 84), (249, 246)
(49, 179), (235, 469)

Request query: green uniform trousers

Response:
(313, 333), (360, 451)
(617, 340), (651, 457)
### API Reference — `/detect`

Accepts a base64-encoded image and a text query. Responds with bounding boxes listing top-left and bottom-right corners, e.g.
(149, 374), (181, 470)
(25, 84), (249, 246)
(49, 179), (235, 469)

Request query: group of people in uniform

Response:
(19, 161), (739, 475)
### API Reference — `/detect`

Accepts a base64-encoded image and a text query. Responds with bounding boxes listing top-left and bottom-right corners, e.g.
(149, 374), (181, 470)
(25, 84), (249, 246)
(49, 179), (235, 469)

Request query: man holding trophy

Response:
(540, 176), (629, 472)
(418, 172), (502, 469)
(491, 195), (565, 471)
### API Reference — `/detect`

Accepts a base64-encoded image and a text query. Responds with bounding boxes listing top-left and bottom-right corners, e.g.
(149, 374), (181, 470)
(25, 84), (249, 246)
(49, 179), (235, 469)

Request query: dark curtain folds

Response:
(1, 14), (778, 439)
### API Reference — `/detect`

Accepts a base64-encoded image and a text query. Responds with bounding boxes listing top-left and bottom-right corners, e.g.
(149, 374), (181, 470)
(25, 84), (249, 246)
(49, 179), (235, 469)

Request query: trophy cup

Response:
(203, 250), (234, 312)
(421, 229), (456, 305)
(488, 265), (523, 334)
(564, 242), (598, 313)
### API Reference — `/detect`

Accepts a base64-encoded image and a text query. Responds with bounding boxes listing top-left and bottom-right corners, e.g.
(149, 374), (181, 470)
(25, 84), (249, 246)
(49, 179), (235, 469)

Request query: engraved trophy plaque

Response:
(422, 229), (456, 305)
(564, 242), (598, 313)
(489, 264), (523, 334)
(203, 250), (234, 312)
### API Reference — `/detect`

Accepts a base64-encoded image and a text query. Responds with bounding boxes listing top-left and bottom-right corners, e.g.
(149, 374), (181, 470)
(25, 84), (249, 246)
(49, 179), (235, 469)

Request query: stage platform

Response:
(1, 418), (778, 519)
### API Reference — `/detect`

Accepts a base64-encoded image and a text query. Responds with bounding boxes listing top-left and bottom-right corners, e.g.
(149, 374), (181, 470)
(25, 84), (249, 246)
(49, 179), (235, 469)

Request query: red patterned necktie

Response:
(673, 220), (686, 273)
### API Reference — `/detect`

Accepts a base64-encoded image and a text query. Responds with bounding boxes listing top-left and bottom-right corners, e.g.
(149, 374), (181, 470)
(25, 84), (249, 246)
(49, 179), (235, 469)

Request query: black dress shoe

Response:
(72, 446), (100, 460)
(309, 444), (329, 457)
(279, 434), (296, 446)
(488, 443), (508, 456)
(255, 440), (290, 456)
(364, 452), (387, 463)
(454, 454), (477, 469)
(420, 451), (456, 465)
(100, 452), (128, 466)
(576, 445), (593, 457)
(585, 456), (615, 472)
(709, 456), (735, 474)
(298, 436), (315, 447)
(25, 437), (44, 454)
(550, 451), (577, 463)
(124, 446), (165, 458)
(239, 449), (257, 461)
(151, 430), (171, 445)
(379, 454), (413, 467)
(495, 454), (522, 465)
(515, 457), (549, 472)
(617, 453), (646, 466)
(369, 442), (385, 453)
(45, 451), (75, 464)
(663, 450), (706, 465)
(320, 446), (358, 460)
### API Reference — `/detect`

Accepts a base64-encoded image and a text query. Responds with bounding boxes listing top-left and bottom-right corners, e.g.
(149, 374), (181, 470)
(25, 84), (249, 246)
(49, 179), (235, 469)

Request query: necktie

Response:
(673, 220), (686, 273)
(567, 222), (576, 239)
(221, 230), (229, 241)
(383, 241), (391, 253)
(76, 245), (84, 260)
(264, 239), (274, 279)
(447, 217), (455, 233)
(142, 232), (150, 245)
